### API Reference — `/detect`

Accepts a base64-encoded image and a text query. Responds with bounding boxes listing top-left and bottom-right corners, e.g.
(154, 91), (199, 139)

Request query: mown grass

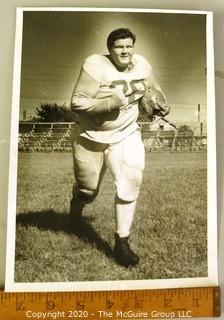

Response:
(15, 152), (207, 282)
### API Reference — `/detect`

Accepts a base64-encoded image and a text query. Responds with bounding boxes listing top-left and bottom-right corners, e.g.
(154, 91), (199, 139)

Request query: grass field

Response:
(15, 151), (207, 283)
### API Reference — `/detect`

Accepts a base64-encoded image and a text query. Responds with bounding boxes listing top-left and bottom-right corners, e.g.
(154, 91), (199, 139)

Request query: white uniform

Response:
(72, 53), (155, 213)
(75, 53), (153, 144)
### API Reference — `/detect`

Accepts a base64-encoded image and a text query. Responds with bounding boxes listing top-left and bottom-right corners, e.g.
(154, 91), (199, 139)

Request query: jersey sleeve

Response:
(141, 55), (166, 98)
(82, 54), (103, 84)
(139, 55), (160, 88)
(139, 55), (153, 80)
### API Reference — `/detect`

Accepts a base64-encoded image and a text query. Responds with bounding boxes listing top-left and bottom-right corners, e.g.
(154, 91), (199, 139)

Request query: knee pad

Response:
(116, 165), (143, 202)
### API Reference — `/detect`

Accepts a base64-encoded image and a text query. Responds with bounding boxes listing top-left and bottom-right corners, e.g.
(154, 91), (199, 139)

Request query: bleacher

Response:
(19, 122), (73, 152)
(148, 129), (176, 152)
(18, 122), (207, 152)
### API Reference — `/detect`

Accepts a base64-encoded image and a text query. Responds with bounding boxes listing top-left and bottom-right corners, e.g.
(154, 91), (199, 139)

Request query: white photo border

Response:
(5, 7), (218, 292)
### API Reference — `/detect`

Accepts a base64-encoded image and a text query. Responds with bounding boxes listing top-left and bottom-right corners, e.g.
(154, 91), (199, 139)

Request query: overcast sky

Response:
(19, 10), (207, 124)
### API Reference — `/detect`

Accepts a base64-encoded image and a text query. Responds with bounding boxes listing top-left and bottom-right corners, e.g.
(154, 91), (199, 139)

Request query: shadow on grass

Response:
(16, 210), (114, 259)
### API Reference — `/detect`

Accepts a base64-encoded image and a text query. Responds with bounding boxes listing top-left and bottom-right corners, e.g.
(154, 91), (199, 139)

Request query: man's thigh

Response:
(73, 135), (107, 192)
(105, 131), (145, 202)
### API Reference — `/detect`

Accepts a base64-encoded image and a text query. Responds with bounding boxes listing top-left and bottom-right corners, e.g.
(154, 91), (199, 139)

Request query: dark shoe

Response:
(114, 233), (139, 267)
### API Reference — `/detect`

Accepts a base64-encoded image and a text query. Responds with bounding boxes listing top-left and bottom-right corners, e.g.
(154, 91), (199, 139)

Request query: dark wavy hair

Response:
(107, 28), (136, 51)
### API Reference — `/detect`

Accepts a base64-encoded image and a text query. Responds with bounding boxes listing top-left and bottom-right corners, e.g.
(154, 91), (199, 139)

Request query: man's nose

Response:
(122, 47), (128, 54)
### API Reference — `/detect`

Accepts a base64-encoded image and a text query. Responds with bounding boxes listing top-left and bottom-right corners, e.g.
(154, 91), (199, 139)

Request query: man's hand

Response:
(71, 87), (128, 115)
(108, 87), (128, 110)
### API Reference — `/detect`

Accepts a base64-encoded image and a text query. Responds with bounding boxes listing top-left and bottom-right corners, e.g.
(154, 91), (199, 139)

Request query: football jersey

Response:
(76, 53), (154, 144)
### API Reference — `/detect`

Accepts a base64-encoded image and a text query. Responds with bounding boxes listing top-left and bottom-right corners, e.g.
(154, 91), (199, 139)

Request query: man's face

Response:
(109, 38), (134, 70)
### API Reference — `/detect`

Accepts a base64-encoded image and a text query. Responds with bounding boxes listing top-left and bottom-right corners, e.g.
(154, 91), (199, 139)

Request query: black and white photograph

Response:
(5, 7), (217, 291)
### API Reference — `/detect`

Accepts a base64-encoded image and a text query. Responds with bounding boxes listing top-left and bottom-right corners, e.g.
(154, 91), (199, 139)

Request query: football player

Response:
(70, 28), (165, 267)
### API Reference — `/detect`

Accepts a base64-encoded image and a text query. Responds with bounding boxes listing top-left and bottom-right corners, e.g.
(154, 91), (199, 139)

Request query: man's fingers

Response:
(157, 105), (170, 116)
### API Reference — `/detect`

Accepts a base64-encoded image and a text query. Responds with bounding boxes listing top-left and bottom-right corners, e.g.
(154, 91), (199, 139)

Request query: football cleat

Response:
(114, 233), (139, 267)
